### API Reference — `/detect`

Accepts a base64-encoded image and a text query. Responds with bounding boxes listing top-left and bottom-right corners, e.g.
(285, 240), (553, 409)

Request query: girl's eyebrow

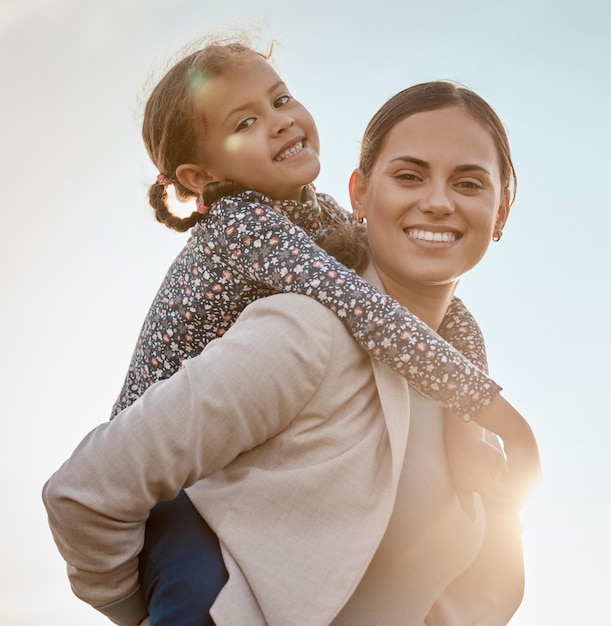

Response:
(391, 155), (491, 175)
(267, 80), (286, 94)
(223, 80), (286, 124)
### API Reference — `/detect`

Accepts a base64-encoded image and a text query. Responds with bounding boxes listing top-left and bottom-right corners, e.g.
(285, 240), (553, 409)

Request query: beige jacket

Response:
(43, 286), (523, 625)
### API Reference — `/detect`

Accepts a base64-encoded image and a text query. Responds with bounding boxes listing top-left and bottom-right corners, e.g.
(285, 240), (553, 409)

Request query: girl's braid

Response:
(149, 178), (203, 233)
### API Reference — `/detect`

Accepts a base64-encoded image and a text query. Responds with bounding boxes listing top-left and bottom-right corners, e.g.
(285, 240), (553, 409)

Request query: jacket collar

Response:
(362, 264), (412, 483)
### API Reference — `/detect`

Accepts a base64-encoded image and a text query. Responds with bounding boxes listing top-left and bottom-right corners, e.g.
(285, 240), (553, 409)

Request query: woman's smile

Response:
(404, 227), (460, 245)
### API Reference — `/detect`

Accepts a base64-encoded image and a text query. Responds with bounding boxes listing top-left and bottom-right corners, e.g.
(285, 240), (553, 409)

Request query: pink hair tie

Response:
(196, 198), (211, 214)
(156, 174), (172, 187)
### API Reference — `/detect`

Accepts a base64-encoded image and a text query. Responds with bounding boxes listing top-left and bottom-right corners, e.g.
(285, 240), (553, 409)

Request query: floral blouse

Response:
(111, 187), (500, 421)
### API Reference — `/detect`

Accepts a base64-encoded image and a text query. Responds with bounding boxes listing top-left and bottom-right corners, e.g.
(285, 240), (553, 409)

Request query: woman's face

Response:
(350, 106), (509, 299)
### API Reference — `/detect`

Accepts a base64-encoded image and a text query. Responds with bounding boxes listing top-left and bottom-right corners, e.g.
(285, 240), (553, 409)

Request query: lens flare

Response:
(187, 68), (210, 93)
(225, 135), (242, 152)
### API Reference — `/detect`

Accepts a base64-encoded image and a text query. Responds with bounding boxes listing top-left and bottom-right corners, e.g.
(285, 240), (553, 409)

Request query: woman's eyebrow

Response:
(454, 163), (491, 175)
(391, 156), (429, 168)
(391, 156), (490, 175)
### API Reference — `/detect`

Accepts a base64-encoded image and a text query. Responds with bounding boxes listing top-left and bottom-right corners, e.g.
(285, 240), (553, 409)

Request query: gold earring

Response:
(492, 223), (503, 242)
(355, 213), (365, 224)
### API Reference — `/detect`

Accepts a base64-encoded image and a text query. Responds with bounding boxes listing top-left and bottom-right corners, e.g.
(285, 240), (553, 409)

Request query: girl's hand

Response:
(444, 415), (506, 519)
(472, 394), (541, 512)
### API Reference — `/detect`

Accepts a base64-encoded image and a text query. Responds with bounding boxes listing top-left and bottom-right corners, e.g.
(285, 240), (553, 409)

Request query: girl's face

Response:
(194, 57), (320, 201)
(350, 107), (509, 300)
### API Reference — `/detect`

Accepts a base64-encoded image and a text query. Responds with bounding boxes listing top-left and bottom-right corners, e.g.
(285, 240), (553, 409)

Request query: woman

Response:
(43, 81), (540, 626)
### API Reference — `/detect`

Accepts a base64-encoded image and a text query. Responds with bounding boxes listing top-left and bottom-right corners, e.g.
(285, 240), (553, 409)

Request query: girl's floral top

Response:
(111, 187), (499, 421)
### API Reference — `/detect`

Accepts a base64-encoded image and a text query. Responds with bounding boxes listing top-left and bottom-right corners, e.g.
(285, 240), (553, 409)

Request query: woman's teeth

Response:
(406, 229), (457, 243)
(275, 141), (303, 161)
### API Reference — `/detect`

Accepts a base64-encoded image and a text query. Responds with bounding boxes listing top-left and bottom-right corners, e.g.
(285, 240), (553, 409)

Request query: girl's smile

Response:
(274, 139), (306, 161)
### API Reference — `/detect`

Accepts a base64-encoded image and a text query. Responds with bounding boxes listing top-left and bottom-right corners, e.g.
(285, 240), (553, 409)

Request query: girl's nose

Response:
(273, 111), (295, 135)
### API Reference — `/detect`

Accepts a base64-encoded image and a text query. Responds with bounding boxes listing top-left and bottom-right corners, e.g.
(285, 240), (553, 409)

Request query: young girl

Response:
(112, 42), (511, 625)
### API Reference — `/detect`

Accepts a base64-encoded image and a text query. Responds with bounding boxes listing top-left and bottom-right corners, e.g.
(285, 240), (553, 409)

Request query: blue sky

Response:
(1, 0), (610, 623)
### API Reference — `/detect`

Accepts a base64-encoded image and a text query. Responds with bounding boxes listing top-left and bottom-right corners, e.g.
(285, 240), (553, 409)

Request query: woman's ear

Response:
(349, 169), (368, 222)
(492, 193), (511, 242)
(496, 192), (511, 230)
(175, 164), (216, 195)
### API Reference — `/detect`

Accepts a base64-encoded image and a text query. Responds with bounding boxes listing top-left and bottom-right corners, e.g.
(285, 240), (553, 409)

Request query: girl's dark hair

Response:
(359, 81), (517, 206)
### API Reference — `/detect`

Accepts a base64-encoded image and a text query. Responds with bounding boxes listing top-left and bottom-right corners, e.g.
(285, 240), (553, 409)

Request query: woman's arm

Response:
(42, 294), (334, 624)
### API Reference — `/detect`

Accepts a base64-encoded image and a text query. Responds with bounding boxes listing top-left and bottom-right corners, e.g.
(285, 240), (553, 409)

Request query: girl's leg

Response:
(139, 490), (228, 626)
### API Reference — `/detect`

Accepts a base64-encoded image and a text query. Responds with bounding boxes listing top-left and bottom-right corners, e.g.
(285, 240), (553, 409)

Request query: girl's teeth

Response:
(275, 141), (303, 161)
(407, 229), (457, 243)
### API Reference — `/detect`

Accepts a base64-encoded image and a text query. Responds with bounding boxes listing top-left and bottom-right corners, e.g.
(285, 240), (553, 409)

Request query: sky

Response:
(1, 0), (610, 623)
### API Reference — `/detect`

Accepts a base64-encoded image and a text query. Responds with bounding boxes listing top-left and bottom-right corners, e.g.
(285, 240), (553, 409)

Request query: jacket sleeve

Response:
(42, 294), (334, 625)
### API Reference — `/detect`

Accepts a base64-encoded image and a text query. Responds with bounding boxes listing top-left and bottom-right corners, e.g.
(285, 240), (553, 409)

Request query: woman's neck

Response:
(380, 276), (457, 331)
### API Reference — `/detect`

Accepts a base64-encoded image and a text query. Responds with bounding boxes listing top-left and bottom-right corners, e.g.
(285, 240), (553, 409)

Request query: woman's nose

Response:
(417, 182), (455, 217)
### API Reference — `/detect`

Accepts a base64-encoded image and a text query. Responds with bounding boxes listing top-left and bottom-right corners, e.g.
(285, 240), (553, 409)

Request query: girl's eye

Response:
(274, 95), (291, 108)
(235, 118), (255, 132)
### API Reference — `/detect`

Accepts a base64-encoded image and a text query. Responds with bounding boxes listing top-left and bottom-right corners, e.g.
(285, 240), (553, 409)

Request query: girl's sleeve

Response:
(438, 296), (489, 375)
(213, 198), (501, 421)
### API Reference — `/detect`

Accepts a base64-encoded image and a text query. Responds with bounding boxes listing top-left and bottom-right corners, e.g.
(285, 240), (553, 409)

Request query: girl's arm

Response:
(210, 195), (540, 507)
(438, 296), (489, 374)
(211, 195), (500, 421)
(212, 195), (540, 506)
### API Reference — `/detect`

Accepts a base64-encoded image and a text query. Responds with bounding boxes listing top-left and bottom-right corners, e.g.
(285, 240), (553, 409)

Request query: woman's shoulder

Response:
(238, 292), (362, 358)
(240, 292), (341, 335)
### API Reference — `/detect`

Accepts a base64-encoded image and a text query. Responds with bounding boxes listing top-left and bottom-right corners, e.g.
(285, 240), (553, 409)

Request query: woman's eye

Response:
(235, 118), (255, 132)
(274, 95), (291, 108)
(395, 172), (421, 182)
(456, 180), (484, 190)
